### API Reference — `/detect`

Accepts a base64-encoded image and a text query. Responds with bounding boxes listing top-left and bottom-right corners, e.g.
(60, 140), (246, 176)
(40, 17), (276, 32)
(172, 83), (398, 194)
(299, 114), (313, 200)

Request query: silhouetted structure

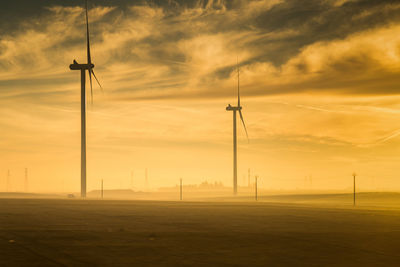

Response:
(180, 178), (183, 201)
(255, 175), (258, 201)
(131, 171), (134, 189)
(248, 168), (251, 187)
(6, 170), (10, 192)
(353, 173), (357, 206)
(159, 181), (226, 192)
(69, 0), (102, 198)
(24, 168), (28, 192)
(101, 179), (104, 199)
(226, 62), (248, 195)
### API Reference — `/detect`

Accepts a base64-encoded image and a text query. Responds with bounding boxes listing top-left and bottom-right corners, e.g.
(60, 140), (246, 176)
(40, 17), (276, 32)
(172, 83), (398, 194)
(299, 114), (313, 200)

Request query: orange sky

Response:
(1, 0), (400, 193)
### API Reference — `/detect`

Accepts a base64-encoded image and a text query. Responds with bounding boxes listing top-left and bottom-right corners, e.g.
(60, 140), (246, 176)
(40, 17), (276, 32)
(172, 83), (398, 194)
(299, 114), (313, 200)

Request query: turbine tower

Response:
(70, 0), (102, 198)
(226, 62), (248, 195)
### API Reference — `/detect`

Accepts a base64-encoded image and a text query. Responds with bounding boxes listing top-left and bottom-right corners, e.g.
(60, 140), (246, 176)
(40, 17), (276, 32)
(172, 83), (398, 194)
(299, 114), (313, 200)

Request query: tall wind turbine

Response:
(70, 0), (102, 198)
(226, 62), (249, 195)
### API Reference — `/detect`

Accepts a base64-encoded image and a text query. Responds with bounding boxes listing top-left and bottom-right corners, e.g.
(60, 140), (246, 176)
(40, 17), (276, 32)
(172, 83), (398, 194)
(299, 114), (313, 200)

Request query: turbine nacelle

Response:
(226, 104), (242, 111)
(70, 60), (94, 70)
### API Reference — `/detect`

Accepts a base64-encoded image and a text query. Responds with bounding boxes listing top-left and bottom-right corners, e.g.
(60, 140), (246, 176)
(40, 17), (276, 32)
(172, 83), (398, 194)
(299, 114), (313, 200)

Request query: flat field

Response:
(1, 197), (400, 266)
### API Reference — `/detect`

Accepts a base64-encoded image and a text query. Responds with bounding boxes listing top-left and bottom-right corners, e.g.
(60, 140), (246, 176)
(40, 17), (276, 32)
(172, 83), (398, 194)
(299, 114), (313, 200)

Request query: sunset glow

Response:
(1, 0), (400, 193)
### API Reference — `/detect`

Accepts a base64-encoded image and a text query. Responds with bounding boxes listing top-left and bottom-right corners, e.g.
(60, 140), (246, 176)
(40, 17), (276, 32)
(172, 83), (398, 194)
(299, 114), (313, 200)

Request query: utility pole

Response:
(255, 175), (258, 201)
(353, 173), (356, 206)
(24, 168), (28, 192)
(6, 170), (10, 192)
(101, 179), (104, 199)
(180, 178), (183, 201)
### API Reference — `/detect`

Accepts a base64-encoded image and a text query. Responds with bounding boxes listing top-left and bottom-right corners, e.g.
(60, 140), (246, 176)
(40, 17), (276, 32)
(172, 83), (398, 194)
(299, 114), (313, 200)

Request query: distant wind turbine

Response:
(226, 61), (249, 195)
(24, 168), (28, 192)
(6, 170), (10, 192)
(101, 179), (104, 199)
(70, 0), (103, 198)
(255, 175), (258, 201)
(180, 178), (183, 201)
(353, 172), (357, 206)
(248, 168), (250, 187)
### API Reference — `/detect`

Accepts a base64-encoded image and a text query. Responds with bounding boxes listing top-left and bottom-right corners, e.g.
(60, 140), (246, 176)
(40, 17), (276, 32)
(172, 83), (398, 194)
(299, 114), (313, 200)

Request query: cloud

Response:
(2, 0), (400, 103)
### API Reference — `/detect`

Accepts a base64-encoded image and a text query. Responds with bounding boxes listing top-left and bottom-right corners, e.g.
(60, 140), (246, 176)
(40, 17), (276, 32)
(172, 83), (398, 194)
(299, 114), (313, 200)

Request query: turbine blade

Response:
(237, 58), (240, 107)
(89, 70), (93, 104)
(91, 70), (104, 92)
(85, 0), (102, 100)
(86, 0), (92, 66)
(238, 109), (249, 142)
(86, 0), (94, 104)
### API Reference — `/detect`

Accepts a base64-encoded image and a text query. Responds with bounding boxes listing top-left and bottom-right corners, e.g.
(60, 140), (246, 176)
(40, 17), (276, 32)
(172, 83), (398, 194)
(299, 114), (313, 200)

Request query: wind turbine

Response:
(226, 62), (249, 195)
(24, 168), (28, 192)
(6, 170), (10, 192)
(70, 0), (103, 198)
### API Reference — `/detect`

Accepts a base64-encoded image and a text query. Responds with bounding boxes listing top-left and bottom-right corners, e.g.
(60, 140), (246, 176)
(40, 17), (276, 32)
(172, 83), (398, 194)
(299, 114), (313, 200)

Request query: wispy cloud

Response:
(2, 0), (400, 103)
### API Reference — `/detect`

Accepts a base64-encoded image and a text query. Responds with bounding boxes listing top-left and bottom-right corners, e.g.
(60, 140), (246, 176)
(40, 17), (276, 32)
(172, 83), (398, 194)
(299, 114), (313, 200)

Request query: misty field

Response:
(1, 197), (400, 266)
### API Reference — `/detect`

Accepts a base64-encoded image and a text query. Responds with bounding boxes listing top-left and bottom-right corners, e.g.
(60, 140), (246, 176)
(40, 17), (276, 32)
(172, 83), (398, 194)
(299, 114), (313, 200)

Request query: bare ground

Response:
(1, 198), (400, 266)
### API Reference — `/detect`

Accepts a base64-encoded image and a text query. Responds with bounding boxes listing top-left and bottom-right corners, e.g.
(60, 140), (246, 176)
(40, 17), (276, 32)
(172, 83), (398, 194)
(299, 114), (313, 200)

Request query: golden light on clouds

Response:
(1, 0), (400, 193)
